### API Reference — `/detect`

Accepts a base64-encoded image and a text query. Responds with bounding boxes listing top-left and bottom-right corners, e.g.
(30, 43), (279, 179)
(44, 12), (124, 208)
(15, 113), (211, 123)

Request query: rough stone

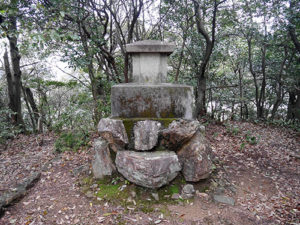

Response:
(177, 131), (212, 182)
(97, 118), (128, 147)
(151, 193), (159, 201)
(196, 191), (210, 201)
(92, 138), (116, 179)
(85, 191), (94, 198)
(161, 119), (201, 151)
(181, 184), (195, 199)
(134, 120), (161, 150)
(111, 83), (194, 119)
(0, 172), (40, 214)
(171, 193), (181, 200)
(115, 151), (181, 189)
(72, 164), (89, 177)
(213, 194), (235, 206)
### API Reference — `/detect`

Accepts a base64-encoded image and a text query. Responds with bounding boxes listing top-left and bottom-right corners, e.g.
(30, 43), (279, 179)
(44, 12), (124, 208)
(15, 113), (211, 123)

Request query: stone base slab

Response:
(115, 151), (181, 189)
(111, 83), (195, 119)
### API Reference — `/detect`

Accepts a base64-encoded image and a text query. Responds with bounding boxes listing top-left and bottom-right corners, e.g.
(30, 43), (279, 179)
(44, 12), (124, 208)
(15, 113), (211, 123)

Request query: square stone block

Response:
(111, 83), (195, 119)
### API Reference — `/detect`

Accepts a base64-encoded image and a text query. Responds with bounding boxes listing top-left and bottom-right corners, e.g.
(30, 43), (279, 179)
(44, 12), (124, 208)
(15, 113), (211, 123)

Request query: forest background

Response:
(0, 0), (299, 146)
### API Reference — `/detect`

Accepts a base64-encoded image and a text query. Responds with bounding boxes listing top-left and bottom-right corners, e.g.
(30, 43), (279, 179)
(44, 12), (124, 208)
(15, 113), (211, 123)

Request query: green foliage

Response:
(266, 119), (300, 132)
(245, 131), (259, 145)
(0, 108), (22, 144)
(225, 124), (240, 136)
(240, 142), (246, 151)
(54, 130), (90, 152)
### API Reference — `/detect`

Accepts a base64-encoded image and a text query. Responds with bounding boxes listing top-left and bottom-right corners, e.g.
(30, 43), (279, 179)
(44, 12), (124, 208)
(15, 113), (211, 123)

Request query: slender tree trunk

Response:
(237, 67), (244, 119)
(175, 37), (186, 82)
(78, 21), (102, 124)
(124, 54), (129, 83)
(22, 85), (36, 131)
(3, 49), (16, 119)
(25, 87), (39, 124)
(270, 47), (288, 120)
(193, 0), (223, 117)
(257, 45), (266, 119)
(7, 13), (24, 129)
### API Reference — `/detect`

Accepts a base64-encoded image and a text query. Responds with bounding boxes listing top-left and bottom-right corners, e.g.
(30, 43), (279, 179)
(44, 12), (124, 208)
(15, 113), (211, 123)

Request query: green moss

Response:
(96, 176), (113, 185)
(168, 185), (180, 195)
(96, 184), (130, 200)
(82, 176), (93, 185)
(80, 174), (194, 218)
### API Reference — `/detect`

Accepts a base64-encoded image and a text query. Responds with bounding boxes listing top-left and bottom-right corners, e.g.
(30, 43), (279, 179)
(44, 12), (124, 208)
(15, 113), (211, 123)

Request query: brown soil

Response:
(0, 121), (299, 225)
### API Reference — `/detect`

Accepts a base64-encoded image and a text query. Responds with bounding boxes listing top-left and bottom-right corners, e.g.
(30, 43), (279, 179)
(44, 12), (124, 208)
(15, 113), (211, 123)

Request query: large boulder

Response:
(92, 138), (116, 179)
(134, 120), (161, 151)
(116, 151), (181, 188)
(161, 119), (203, 151)
(177, 131), (212, 182)
(98, 118), (128, 151)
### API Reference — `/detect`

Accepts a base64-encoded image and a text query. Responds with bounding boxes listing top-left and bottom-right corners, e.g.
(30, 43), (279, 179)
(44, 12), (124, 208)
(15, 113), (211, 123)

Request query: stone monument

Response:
(111, 40), (194, 119)
(93, 40), (212, 189)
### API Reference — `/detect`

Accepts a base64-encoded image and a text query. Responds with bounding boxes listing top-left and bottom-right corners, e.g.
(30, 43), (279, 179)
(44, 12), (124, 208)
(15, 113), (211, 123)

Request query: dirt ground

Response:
(0, 121), (299, 225)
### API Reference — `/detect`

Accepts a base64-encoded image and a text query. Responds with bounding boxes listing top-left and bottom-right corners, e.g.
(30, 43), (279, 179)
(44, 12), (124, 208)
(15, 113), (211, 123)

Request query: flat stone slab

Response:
(111, 83), (195, 119)
(134, 120), (161, 151)
(115, 151), (181, 188)
(126, 40), (175, 54)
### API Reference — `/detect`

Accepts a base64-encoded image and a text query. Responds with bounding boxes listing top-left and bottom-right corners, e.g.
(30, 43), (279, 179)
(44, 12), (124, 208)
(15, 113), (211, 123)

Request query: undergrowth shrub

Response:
(266, 119), (300, 132)
(245, 131), (260, 145)
(54, 130), (90, 152)
(0, 108), (22, 144)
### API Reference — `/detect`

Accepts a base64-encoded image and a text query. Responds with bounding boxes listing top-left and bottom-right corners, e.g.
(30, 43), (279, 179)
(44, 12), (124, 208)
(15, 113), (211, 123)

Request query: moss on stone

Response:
(80, 174), (190, 213)
(114, 117), (177, 138)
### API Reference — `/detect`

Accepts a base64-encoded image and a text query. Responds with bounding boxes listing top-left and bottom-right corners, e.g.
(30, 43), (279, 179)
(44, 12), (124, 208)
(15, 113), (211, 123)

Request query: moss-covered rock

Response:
(115, 117), (176, 140)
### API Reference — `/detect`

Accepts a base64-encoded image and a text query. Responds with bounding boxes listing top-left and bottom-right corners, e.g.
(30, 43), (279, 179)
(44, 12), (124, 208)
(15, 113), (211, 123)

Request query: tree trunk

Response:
(78, 21), (102, 125)
(237, 67), (244, 119)
(270, 47), (288, 120)
(21, 85), (36, 131)
(175, 37), (186, 82)
(7, 13), (24, 129)
(257, 45), (267, 119)
(287, 90), (300, 121)
(25, 87), (39, 124)
(196, 75), (207, 116)
(124, 53), (129, 83)
(3, 49), (16, 121)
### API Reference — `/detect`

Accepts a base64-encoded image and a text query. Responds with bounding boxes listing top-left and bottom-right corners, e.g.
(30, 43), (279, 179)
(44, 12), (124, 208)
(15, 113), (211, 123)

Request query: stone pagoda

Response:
(93, 40), (212, 189)
(111, 40), (194, 119)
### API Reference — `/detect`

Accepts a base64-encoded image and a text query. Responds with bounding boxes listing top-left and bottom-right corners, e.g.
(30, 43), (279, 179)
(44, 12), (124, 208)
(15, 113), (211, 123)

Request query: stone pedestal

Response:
(111, 83), (194, 119)
(126, 40), (175, 84)
(92, 40), (212, 189)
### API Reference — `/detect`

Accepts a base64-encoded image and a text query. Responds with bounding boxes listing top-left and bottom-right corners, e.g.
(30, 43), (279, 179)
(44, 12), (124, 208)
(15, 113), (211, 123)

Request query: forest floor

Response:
(0, 121), (299, 225)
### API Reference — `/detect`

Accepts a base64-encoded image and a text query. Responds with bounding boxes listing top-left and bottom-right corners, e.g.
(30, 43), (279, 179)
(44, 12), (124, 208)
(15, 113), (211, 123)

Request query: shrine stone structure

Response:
(111, 40), (194, 119)
(93, 40), (212, 189)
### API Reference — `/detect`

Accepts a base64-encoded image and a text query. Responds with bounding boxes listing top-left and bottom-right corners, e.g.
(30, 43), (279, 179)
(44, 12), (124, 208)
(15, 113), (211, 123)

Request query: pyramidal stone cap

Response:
(126, 40), (175, 55)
